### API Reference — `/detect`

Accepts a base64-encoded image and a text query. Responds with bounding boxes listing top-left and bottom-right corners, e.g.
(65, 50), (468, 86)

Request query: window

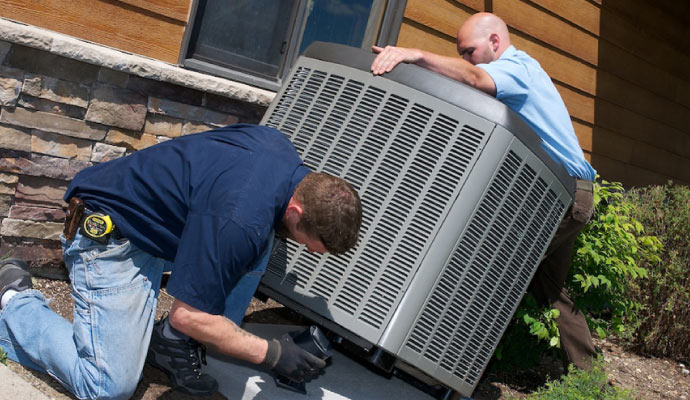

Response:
(181, 0), (406, 91)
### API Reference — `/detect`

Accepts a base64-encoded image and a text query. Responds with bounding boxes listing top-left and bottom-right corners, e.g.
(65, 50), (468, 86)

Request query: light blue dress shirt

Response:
(477, 45), (596, 180)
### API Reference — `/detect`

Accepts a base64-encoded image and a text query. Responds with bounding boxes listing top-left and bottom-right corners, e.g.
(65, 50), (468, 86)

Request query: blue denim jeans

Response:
(0, 231), (167, 399)
(0, 231), (273, 399)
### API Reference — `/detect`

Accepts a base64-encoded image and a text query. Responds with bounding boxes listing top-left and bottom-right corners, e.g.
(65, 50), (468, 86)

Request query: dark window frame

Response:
(179, 0), (407, 92)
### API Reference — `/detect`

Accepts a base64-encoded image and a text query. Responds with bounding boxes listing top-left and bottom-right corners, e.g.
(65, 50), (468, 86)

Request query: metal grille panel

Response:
(264, 64), (490, 335)
(403, 148), (566, 386)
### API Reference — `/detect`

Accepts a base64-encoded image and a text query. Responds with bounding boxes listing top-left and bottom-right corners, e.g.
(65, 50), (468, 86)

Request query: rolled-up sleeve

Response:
(477, 57), (530, 105)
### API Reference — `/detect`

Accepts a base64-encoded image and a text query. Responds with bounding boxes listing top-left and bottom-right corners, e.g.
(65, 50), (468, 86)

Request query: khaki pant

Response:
(528, 186), (597, 370)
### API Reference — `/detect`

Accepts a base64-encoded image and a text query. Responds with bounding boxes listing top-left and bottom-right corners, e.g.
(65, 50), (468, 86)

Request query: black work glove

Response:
(262, 334), (327, 382)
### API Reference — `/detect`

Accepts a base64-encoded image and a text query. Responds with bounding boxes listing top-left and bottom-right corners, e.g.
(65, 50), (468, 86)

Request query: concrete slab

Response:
(0, 362), (51, 400)
(205, 324), (436, 400)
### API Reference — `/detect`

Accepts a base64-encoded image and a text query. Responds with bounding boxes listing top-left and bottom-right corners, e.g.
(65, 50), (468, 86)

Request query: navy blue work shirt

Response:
(64, 124), (311, 314)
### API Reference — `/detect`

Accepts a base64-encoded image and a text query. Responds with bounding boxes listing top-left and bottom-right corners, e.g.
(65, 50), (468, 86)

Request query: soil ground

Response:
(4, 277), (690, 399)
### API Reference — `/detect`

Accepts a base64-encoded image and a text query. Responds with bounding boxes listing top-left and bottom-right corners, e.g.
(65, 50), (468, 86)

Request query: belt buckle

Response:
(575, 179), (593, 192)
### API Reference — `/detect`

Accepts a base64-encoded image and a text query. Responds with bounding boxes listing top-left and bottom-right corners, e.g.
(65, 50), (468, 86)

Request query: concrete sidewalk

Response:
(0, 362), (51, 400)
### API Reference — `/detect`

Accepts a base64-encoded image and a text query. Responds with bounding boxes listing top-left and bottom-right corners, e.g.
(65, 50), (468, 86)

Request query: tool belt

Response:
(64, 197), (119, 243)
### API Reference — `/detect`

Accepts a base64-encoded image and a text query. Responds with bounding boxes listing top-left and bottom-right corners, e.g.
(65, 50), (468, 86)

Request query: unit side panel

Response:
(398, 135), (571, 396)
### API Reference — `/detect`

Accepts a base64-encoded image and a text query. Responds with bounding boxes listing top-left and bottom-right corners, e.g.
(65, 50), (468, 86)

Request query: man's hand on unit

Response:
(371, 45), (422, 75)
(262, 334), (327, 382)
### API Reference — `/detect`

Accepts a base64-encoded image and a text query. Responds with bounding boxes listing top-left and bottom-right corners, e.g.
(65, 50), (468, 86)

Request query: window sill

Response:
(0, 17), (276, 107)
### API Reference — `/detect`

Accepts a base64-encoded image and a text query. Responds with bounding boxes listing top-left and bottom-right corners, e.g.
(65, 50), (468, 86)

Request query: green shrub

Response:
(0, 349), (6, 365)
(492, 179), (661, 370)
(626, 182), (690, 360)
(492, 294), (559, 370)
(569, 180), (662, 339)
(509, 358), (634, 400)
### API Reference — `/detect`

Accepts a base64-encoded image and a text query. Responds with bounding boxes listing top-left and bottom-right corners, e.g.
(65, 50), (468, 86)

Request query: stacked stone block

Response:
(0, 41), (267, 278)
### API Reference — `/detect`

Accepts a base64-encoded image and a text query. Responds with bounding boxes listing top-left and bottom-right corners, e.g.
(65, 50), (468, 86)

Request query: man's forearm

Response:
(416, 51), (471, 81)
(371, 45), (496, 96)
(415, 51), (497, 96)
(169, 299), (268, 364)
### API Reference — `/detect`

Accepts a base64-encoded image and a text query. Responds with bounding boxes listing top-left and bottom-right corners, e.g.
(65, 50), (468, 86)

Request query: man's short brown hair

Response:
(293, 172), (362, 254)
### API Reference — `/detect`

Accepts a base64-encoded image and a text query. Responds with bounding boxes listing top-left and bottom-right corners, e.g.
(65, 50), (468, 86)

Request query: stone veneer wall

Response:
(0, 18), (275, 279)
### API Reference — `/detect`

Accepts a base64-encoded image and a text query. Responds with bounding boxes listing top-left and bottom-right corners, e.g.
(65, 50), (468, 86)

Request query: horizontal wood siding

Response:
(118, 0), (191, 22)
(0, 0), (189, 63)
(529, 0), (600, 35)
(493, 0), (599, 66)
(397, 0), (690, 187)
(404, 0), (471, 37)
(397, 20), (458, 58)
(596, 0), (690, 185)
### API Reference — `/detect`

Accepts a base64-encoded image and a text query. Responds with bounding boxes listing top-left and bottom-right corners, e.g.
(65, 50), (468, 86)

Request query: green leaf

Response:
(596, 327), (607, 339)
(634, 220), (644, 233)
(590, 275), (600, 287)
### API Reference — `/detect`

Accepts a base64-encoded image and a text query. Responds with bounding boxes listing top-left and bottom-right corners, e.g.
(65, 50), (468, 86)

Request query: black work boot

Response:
(0, 258), (32, 308)
(146, 317), (219, 396)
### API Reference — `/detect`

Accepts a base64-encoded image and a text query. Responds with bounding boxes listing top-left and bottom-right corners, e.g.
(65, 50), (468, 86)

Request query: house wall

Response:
(0, 21), (270, 276)
(0, 0), (191, 63)
(397, 0), (690, 187)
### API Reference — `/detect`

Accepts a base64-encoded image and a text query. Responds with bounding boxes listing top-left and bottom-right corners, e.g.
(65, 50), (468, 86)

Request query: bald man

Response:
(372, 12), (598, 370)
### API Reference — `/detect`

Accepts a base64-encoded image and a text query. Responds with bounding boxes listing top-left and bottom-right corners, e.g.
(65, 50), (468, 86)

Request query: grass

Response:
(510, 358), (634, 400)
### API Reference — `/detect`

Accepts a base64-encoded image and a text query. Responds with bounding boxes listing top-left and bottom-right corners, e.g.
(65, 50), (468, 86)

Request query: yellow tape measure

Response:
(82, 213), (114, 239)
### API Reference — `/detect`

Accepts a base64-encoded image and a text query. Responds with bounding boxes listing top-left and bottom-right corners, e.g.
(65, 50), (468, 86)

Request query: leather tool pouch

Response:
(64, 197), (85, 241)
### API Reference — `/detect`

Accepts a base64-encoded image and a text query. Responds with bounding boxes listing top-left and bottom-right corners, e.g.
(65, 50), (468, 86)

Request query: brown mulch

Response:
(4, 277), (690, 399)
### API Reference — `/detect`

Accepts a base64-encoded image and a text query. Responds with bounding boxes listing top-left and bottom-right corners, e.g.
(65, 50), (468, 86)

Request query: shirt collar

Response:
(499, 45), (517, 60)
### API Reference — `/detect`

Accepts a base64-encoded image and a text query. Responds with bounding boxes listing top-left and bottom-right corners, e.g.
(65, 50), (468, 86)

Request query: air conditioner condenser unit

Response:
(258, 42), (574, 398)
